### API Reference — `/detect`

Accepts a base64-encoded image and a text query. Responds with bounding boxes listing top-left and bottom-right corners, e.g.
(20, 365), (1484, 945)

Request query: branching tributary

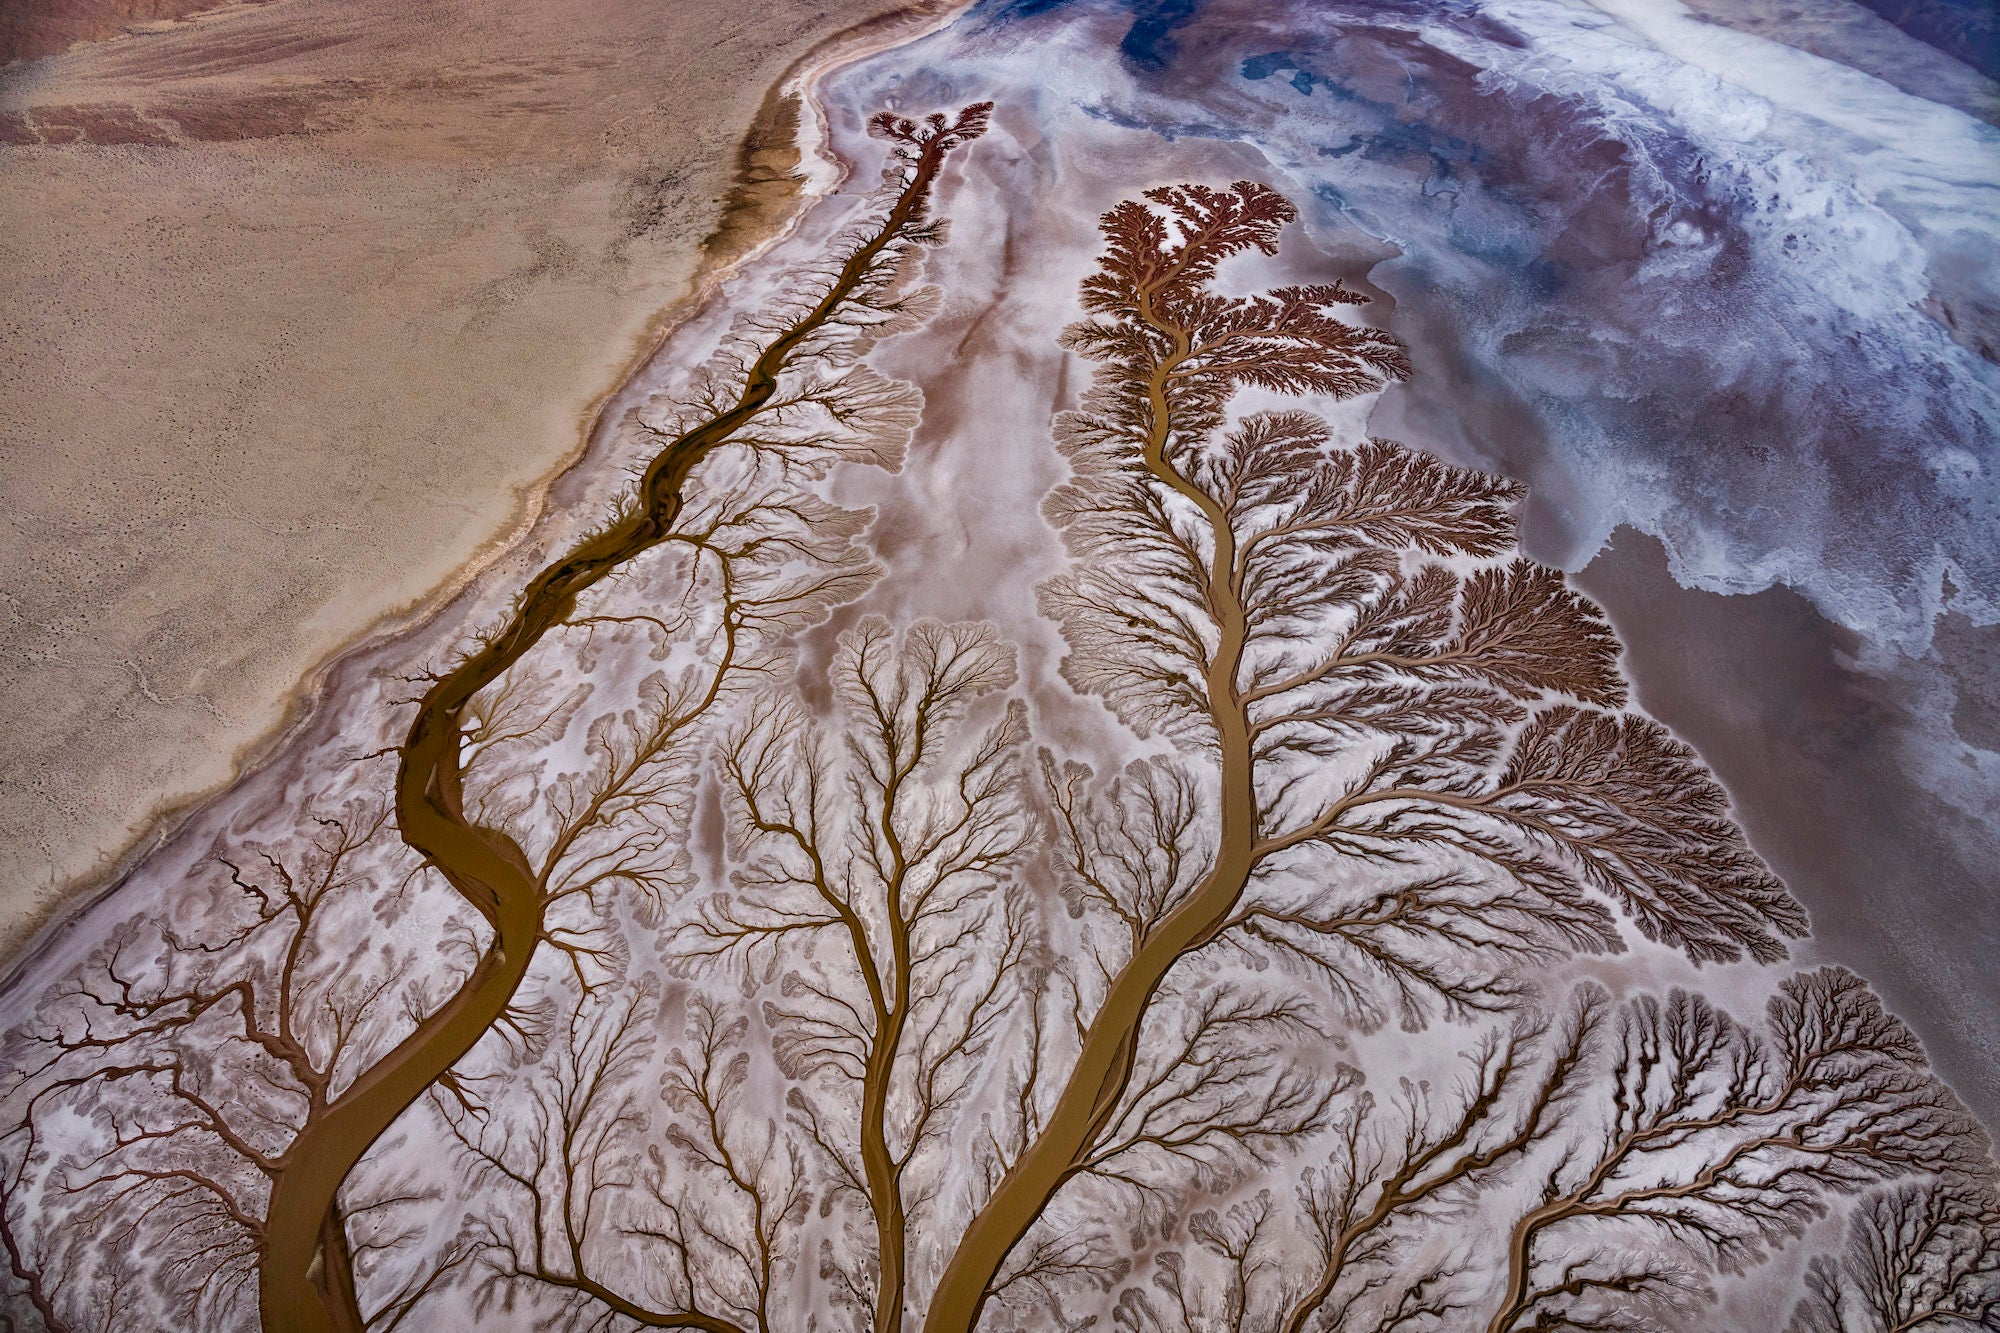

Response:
(255, 104), (994, 1333)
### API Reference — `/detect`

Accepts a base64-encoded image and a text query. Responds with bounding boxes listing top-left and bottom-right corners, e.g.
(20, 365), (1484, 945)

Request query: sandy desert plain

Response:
(0, 0), (947, 956)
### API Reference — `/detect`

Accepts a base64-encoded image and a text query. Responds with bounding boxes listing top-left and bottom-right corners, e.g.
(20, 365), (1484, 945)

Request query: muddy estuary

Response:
(3, 3), (1996, 1330)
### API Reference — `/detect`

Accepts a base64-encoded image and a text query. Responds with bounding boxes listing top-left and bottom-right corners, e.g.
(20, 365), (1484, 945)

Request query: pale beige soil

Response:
(0, 0), (938, 959)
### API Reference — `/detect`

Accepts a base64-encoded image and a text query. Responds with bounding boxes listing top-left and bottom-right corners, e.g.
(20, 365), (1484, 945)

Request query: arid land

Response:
(0, 0), (947, 959)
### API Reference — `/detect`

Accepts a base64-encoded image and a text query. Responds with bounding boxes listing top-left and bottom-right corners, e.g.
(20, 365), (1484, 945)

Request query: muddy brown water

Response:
(256, 113), (986, 1333)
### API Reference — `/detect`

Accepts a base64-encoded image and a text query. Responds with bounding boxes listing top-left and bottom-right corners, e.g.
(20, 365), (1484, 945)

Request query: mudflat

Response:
(0, 0), (930, 957)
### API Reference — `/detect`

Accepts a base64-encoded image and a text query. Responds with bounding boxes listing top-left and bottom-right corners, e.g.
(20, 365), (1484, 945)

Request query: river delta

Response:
(2, 2), (1996, 1330)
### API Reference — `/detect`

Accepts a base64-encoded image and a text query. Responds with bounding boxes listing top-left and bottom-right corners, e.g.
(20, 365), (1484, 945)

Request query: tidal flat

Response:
(2, 2), (1996, 1330)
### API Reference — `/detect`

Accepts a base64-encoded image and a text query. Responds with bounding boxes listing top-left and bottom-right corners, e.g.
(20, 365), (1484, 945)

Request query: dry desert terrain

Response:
(0, 0), (937, 959)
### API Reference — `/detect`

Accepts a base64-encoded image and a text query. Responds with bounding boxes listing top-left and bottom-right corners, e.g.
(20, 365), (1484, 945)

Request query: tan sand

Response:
(0, 0), (229, 66)
(0, 0), (952, 958)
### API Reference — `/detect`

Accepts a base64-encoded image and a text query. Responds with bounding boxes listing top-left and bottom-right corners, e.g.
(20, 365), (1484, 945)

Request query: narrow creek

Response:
(256, 105), (995, 1333)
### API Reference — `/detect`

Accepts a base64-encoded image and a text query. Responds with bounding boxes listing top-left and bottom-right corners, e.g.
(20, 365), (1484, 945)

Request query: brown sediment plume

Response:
(629, 11), (969, 334)
(706, 0), (980, 269)
(706, 90), (811, 271)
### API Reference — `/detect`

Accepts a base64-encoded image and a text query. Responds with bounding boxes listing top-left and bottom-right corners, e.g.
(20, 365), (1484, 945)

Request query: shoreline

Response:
(0, 0), (972, 982)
